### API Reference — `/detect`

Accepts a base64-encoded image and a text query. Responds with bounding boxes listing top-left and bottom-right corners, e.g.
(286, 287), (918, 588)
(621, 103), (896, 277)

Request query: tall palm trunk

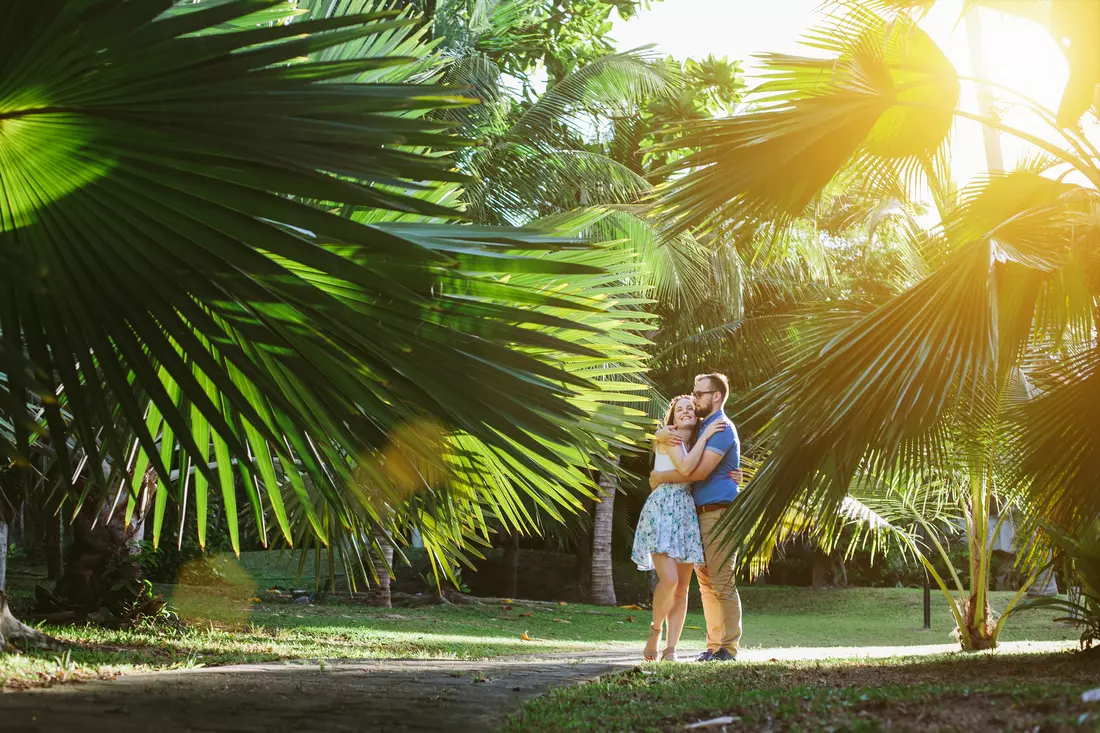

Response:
(590, 460), (618, 606)
(0, 470), (14, 593)
(365, 526), (393, 607)
(811, 548), (831, 589)
(0, 507), (8, 593)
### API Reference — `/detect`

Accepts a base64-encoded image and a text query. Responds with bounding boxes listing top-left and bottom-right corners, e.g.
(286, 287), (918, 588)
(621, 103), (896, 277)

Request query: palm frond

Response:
(654, 8), (958, 236)
(468, 146), (651, 224)
(504, 48), (680, 151)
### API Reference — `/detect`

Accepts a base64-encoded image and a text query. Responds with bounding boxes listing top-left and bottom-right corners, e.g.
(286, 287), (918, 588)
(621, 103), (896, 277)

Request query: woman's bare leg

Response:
(662, 563), (695, 657)
(646, 553), (679, 659)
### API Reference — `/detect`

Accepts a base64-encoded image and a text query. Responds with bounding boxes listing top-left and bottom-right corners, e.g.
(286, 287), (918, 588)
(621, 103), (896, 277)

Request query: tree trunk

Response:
(502, 529), (519, 599)
(961, 592), (996, 651)
(46, 506), (64, 581)
(834, 559), (848, 587)
(590, 461), (618, 606)
(0, 592), (64, 651)
(44, 468), (155, 619)
(0, 503), (9, 593)
(960, 520), (996, 651)
(811, 549), (831, 589)
(365, 526), (393, 608)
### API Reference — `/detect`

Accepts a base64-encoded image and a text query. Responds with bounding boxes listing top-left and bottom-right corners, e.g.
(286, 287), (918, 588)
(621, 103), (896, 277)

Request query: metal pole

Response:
(920, 524), (931, 629)
(923, 567), (932, 629)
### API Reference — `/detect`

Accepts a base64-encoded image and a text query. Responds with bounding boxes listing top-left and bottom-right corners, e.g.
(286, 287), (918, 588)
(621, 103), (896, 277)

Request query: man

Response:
(649, 372), (741, 662)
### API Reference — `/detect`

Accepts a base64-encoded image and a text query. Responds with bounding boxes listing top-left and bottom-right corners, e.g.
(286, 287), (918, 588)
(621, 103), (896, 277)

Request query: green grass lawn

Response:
(509, 651), (1100, 732)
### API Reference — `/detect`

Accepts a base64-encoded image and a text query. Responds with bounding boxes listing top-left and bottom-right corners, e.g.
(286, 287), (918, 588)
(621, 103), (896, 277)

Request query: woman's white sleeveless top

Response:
(654, 446), (683, 473)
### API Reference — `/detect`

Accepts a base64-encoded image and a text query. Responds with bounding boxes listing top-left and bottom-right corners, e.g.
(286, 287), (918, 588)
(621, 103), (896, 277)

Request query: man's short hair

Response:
(695, 372), (729, 401)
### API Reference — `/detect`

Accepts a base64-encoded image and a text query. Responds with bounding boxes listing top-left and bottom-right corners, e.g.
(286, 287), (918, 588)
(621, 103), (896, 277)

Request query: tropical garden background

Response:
(2, 0), (1100, 729)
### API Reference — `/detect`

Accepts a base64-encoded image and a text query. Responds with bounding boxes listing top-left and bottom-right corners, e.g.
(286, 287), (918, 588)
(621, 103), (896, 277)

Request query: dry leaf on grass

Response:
(685, 716), (739, 729)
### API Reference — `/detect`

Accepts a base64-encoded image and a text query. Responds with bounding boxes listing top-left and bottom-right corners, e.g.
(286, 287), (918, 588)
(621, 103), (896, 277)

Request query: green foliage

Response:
(1012, 521), (1100, 649)
(612, 54), (746, 180)
(433, 0), (664, 89)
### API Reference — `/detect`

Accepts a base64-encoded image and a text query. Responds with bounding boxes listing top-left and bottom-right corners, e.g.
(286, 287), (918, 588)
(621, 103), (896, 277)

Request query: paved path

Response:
(0, 640), (1075, 733)
(0, 650), (638, 733)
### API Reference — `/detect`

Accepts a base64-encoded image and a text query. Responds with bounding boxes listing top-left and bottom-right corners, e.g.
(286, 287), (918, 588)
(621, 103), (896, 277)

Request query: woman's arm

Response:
(665, 422), (726, 476)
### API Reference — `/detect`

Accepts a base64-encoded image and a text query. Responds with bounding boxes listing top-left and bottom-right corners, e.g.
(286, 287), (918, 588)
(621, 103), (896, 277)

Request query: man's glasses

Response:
(692, 390), (717, 399)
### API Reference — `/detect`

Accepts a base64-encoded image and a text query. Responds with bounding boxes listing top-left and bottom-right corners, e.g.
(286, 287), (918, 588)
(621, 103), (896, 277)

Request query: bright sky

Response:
(612, 0), (1087, 190)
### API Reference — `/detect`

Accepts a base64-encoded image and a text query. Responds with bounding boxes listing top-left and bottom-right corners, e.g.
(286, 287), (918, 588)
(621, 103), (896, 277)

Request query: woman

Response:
(631, 395), (726, 661)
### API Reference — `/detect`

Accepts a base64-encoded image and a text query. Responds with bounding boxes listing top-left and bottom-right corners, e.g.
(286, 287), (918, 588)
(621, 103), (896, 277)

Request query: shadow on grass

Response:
(510, 650), (1100, 732)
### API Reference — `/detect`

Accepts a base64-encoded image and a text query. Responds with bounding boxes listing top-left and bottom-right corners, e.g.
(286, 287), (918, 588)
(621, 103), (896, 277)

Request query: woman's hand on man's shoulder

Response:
(653, 426), (683, 446)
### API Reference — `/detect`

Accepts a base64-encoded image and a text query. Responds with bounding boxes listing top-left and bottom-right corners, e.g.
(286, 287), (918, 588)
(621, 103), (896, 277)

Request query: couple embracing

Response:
(630, 372), (743, 663)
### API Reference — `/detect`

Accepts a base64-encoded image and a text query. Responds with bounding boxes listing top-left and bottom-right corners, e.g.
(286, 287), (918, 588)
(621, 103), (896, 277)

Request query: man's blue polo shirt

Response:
(692, 409), (740, 506)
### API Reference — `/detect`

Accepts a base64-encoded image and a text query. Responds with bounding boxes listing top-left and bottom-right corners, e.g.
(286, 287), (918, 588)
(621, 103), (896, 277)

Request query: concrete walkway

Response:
(0, 640), (1076, 733)
(0, 650), (638, 733)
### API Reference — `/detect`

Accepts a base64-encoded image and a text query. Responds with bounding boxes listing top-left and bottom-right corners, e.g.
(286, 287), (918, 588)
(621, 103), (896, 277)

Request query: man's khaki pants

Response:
(696, 507), (742, 655)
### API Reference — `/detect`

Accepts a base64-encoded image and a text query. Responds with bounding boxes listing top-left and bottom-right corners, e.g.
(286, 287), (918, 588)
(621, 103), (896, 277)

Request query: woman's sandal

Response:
(660, 648), (678, 662)
(643, 623), (662, 661)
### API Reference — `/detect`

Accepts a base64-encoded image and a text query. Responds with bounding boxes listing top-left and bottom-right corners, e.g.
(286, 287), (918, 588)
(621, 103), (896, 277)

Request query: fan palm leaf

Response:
(0, 0), (656, 558)
(653, 8), (958, 236)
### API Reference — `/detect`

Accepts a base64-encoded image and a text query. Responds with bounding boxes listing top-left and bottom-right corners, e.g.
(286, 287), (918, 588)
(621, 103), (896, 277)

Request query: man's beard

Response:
(695, 402), (714, 418)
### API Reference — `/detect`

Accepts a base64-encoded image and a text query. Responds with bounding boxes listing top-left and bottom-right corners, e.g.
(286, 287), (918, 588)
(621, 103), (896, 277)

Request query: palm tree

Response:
(655, 0), (1100, 649)
(0, 0), (660, 639)
(589, 457), (619, 604)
